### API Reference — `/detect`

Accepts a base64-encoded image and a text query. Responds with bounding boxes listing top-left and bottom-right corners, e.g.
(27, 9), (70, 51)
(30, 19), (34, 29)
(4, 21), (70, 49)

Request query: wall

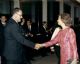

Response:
(0, 0), (11, 14)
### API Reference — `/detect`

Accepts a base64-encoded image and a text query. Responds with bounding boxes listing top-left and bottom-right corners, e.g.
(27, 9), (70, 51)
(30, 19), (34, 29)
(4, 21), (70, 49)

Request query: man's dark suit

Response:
(0, 21), (4, 56)
(3, 18), (35, 64)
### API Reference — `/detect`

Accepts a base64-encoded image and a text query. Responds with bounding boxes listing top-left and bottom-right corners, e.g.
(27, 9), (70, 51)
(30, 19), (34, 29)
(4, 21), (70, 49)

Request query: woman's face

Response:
(57, 16), (63, 26)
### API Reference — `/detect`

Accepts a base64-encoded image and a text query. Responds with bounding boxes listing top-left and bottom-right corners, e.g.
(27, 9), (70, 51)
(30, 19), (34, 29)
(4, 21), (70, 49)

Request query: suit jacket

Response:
(0, 22), (5, 56)
(3, 18), (35, 62)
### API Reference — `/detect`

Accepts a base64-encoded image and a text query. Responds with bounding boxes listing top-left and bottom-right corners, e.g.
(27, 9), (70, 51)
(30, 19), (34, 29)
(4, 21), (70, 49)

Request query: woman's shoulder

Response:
(65, 27), (75, 35)
(55, 27), (61, 30)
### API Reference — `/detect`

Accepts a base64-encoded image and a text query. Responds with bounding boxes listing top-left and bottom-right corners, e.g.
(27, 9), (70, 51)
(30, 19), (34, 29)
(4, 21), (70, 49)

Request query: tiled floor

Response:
(0, 56), (1, 64)
(31, 53), (58, 64)
(31, 53), (80, 64)
(0, 53), (80, 64)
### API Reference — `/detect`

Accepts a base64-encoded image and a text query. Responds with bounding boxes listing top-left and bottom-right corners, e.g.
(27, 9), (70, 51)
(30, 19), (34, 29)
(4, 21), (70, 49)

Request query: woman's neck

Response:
(61, 24), (69, 30)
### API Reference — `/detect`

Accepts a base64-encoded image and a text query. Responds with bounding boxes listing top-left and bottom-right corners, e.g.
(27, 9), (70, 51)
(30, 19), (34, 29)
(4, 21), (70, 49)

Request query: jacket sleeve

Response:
(69, 29), (78, 59)
(43, 31), (60, 47)
(10, 24), (35, 48)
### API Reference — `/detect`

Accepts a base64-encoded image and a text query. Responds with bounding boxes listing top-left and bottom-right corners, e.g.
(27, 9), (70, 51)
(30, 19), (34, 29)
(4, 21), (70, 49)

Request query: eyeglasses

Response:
(16, 13), (23, 18)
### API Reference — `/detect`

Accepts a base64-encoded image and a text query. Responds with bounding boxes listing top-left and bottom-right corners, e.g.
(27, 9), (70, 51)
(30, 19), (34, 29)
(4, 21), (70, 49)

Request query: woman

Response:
(38, 13), (78, 64)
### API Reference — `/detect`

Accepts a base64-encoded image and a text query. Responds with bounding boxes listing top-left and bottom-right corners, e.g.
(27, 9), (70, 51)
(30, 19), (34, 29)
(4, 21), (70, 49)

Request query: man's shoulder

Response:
(7, 18), (17, 26)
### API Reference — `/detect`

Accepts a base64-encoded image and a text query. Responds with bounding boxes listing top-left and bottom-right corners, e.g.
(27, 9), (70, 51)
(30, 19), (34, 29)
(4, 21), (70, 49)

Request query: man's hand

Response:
(34, 43), (42, 50)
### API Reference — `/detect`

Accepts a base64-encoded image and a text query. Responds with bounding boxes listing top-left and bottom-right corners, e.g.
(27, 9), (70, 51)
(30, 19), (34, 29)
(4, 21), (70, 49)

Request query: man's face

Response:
(27, 21), (31, 26)
(16, 10), (23, 22)
(1, 16), (7, 22)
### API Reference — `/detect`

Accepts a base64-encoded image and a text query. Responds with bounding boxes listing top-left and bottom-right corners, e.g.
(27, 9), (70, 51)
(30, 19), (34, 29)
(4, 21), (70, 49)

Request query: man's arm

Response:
(10, 25), (35, 48)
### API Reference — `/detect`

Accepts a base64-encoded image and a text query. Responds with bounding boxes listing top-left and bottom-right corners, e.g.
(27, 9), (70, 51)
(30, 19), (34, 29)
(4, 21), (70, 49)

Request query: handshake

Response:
(34, 43), (44, 50)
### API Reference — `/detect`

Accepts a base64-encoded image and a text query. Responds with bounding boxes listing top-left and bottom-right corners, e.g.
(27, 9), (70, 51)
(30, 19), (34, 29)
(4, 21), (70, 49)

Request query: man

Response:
(0, 16), (7, 54)
(0, 15), (7, 64)
(3, 8), (38, 64)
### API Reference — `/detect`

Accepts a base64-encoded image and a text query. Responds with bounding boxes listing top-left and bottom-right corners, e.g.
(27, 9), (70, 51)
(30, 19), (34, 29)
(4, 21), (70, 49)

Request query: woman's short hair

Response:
(60, 13), (72, 26)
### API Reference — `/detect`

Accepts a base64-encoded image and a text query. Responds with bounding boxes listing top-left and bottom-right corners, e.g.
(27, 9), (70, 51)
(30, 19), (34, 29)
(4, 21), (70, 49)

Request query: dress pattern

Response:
(44, 28), (78, 64)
